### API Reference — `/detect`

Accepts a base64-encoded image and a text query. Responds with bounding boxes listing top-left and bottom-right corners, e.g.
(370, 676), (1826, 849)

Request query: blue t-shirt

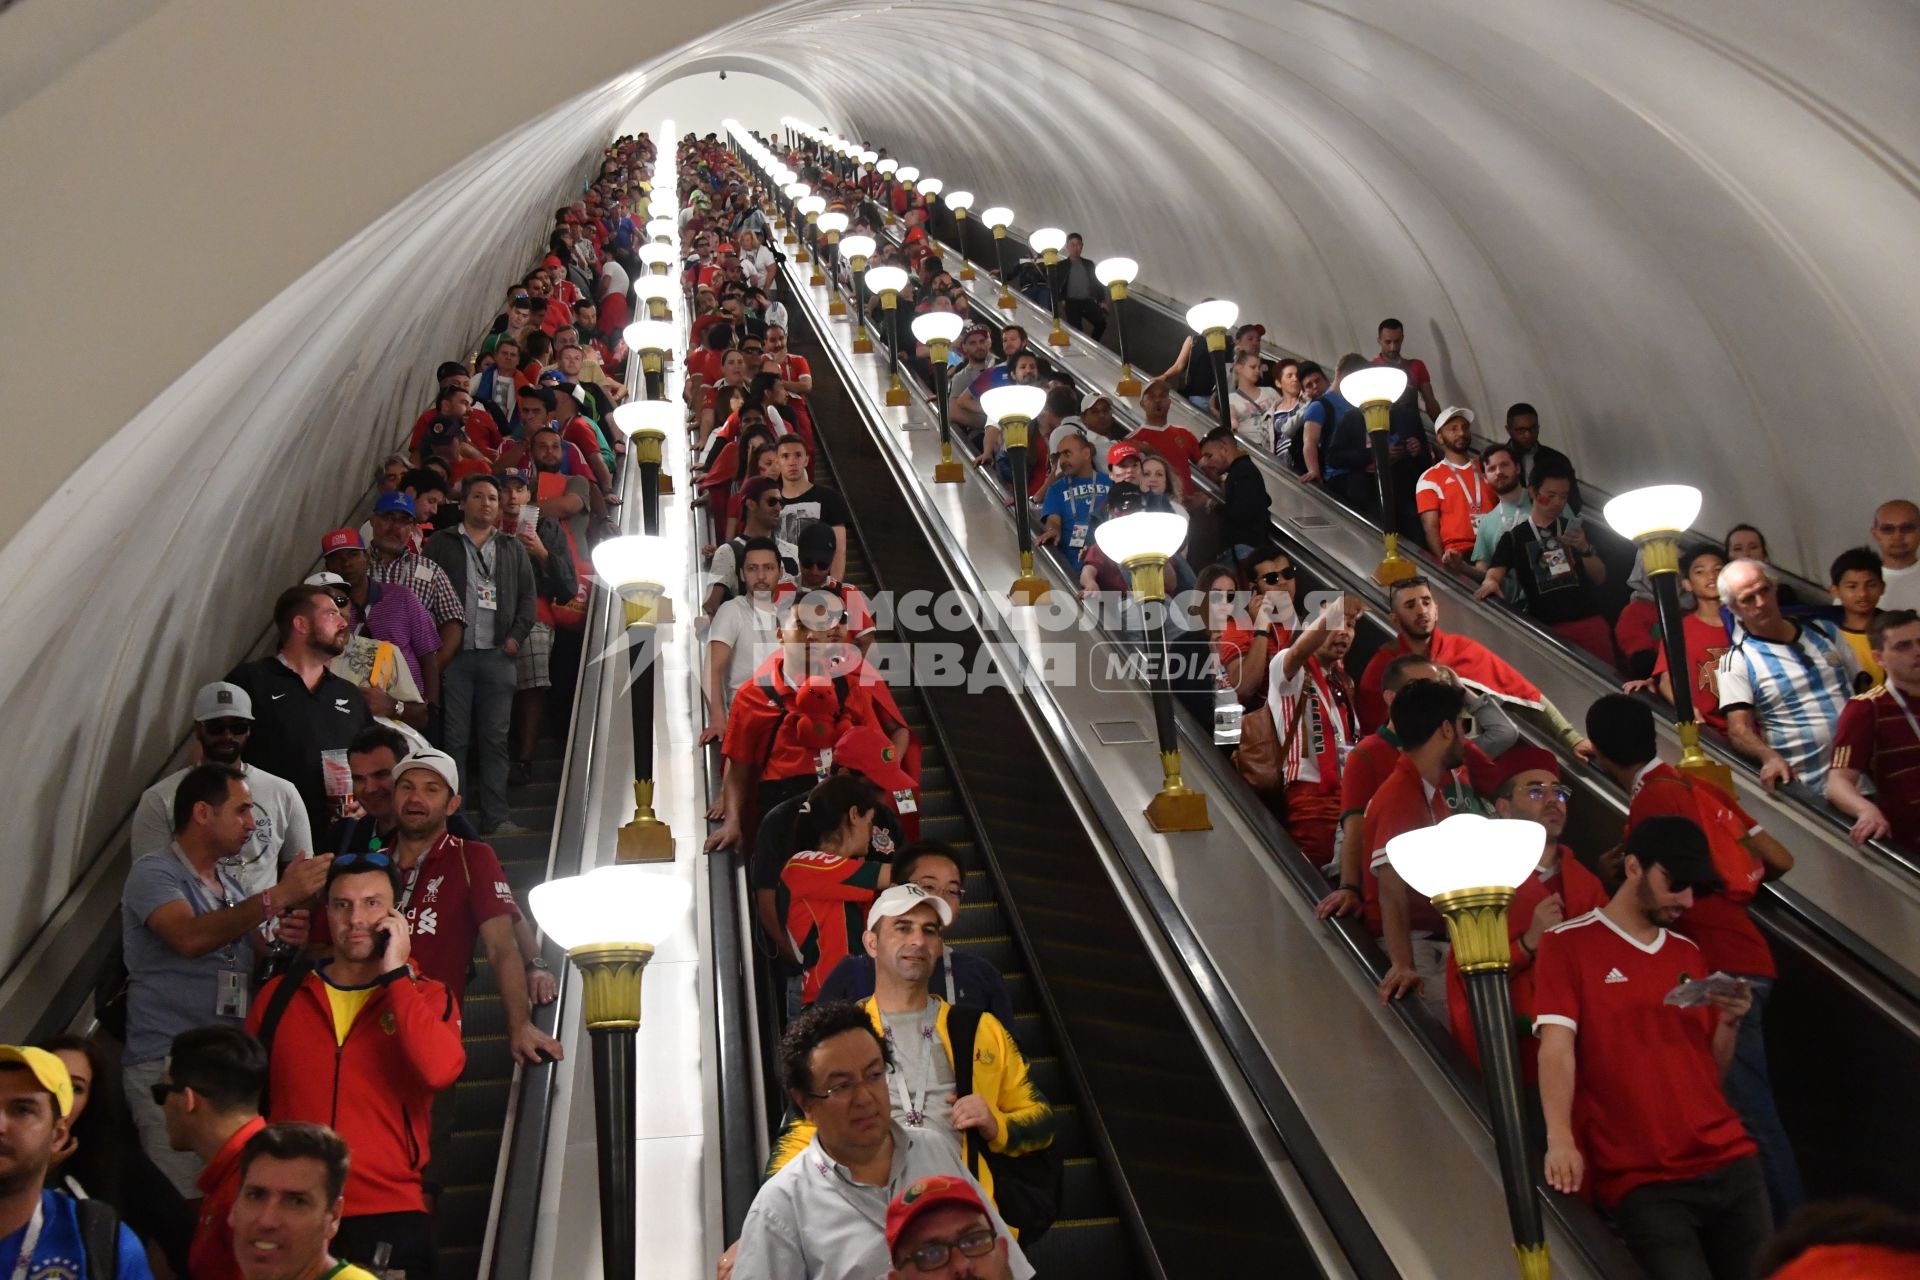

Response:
(1303, 392), (1357, 479)
(1039, 473), (1111, 568)
(0, 1191), (152, 1279)
(119, 850), (253, 1064)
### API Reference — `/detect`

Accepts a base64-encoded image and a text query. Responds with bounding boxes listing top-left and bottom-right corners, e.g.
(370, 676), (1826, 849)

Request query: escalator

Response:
(856, 202), (1920, 1214)
(733, 283), (1376, 1275)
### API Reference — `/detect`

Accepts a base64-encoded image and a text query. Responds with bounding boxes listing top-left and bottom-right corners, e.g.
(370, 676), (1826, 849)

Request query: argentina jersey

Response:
(1716, 619), (1857, 788)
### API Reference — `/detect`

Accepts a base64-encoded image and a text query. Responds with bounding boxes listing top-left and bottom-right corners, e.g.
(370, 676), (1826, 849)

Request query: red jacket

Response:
(247, 965), (465, 1216)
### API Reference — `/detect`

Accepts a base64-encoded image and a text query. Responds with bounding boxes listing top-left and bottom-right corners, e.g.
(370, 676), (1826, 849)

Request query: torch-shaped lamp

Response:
(1337, 364), (1416, 586)
(912, 311), (968, 483)
(1095, 256), (1143, 397)
(590, 534), (679, 864)
(981, 384), (1052, 604)
(864, 265), (911, 408)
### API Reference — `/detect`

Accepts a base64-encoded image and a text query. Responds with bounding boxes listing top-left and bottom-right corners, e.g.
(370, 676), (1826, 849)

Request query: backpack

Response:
(948, 1006), (1062, 1241)
(75, 1189), (124, 1280)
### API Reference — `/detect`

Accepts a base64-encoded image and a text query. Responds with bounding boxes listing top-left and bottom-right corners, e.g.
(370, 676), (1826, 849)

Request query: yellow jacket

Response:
(767, 995), (1055, 1209)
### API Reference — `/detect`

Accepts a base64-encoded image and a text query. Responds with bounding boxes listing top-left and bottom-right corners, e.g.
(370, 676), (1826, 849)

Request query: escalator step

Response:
(1021, 1219), (1133, 1278)
(459, 1035), (516, 1082)
(946, 900), (1009, 943)
(438, 1128), (506, 1182)
(434, 1185), (491, 1252)
(462, 993), (505, 1036)
(1059, 1157), (1113, 1220)
(452, 1078), (510, 1130)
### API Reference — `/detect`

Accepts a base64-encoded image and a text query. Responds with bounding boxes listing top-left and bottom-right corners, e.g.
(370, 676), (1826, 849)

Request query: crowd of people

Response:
(4, 135), (666, 1279)
(692, 126), (1920, 1280)
(13, 116), (1919, 1280)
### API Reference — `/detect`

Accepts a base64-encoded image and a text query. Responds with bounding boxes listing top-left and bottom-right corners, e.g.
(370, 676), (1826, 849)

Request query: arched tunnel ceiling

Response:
(1, 0), (1917, 972)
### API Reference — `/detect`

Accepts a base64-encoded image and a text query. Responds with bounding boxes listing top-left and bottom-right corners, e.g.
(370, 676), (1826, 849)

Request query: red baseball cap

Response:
(885, 1174), (992, 1255)
(320, 528), (364, 557)
(1107, 441), (1142, 467)
(833, 725), (915, 799)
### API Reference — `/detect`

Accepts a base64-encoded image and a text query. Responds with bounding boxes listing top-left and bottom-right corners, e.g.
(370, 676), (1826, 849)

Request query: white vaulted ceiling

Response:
(1, 0), (1916, 969)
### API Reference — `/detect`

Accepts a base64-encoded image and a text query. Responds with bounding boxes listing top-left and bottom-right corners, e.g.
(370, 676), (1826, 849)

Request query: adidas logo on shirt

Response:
(1603, 967), (1629, 984)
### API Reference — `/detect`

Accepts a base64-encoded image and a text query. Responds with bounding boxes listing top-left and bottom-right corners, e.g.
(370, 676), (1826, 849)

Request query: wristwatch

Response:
(526, 957), (551, 971)
(393, 699), (408, 718)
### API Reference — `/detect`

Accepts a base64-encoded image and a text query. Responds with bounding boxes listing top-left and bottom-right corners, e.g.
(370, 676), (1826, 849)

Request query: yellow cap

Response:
(0, 1046), (74, 1117)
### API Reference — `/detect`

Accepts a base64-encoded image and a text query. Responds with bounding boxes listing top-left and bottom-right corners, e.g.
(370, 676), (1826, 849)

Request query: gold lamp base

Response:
(829, 293), (847, 317)
(1010, 551), (1050, 606)
(1048, 320), (1072, 347)
(886, 377), (910, 407)
(810, 268), (826, 286)
(1147, 752), (1211, 832)
(782, 230), (796, 245)
(1115, 366), (1144, 399)
(853, 332), (874, 354)
(996, 290), (1016, 311)
(657, 472), (675, 496)
(959, 263), (976, 281)
(796, 247), (811, 264)
(571, 942), (656, 1030)
(934, 460), (966, 484)
(1431, 886), (1516, 973)
(1515, 1241), (1551, 1280)
(1374, 532), (1420, 588)
(616, 780), (675, 864)
(1676, 720), (1737, 795)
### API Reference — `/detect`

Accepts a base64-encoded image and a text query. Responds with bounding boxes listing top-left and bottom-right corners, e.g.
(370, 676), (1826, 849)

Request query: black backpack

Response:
(72, 1196), (122, 1280)
(948, 1006), (1062, 1242)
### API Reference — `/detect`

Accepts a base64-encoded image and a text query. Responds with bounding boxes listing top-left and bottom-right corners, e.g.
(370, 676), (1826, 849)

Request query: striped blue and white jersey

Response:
(1716, 618), (1858, 789)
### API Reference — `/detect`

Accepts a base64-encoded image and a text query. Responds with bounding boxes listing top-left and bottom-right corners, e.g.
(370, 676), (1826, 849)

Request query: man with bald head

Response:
(1716, 558), (1857, 793)
(1872, 499), (1920, 610)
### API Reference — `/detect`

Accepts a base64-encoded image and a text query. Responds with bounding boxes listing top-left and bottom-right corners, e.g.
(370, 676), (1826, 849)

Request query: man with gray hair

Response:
(1715, 558), (1858, 793)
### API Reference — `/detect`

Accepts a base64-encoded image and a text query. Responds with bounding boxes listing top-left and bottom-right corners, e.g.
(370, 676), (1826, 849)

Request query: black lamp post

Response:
(913, 312), (968, 484)
(865, 266), (911, 408)
(1096, 256), (1143, 398)
(981, 385), (1051, 604)
(1338, 365), (1419, 586)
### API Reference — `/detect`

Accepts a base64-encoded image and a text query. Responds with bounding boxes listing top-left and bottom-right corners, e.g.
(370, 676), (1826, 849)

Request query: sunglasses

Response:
(762, 495), (786, 506)
(202, 719), (252, 737)
(333, 851), (393, 871)
(1258, 568), (1296, 584)
(149, 1081), (189, 1107)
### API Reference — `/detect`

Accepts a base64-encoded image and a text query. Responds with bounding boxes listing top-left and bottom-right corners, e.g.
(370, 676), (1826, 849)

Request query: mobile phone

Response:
(373, 928), (393, 957)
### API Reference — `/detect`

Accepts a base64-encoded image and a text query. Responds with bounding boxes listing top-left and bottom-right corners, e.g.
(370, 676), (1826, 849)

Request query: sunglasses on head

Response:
(333, 851), (393, 871)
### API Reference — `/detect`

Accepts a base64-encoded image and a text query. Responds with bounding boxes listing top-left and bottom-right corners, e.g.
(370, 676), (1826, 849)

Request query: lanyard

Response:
(465, 533), (497, 583)
(1525, 515), (1565, 545)
(885, 1013), (937, 1129)
(1450, 460), (1487, 511)
(10, 1197), (44, 1280)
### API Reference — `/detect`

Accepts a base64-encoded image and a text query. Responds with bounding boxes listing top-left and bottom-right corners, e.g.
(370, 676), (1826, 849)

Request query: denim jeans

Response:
(1722, 976), (1806, 1222)
(442, 646), (516, 831)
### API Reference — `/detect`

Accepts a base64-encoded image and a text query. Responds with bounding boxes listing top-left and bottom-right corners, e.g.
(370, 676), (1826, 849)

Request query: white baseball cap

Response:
(303, 571), (350, 590)
(191, 681), (253, 722)
(1434, 405), (1475, 431)
(392, 748), (460, 791)
(865, 883), (954, 931)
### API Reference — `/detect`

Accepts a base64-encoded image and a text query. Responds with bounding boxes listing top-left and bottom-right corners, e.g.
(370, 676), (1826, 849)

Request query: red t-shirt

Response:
(396, 834), (523, 1006)
(557, 413), (608, 472)
(1361, 754), (1460, 936)
(1830, 687), (1920, 849)
(1414, 458), (1495, 554)
(1374, 353), (1431, 390)
(686, 347), (727, 388)
(1626, 764), (1771, 977)
(191, 1114), (268, 1280)
(781, 850), (885, 1004)
(1651, 613), (1733, 732)
(1532, 911), (1756, 1205)
(1128, 425), (1202, 487)
(1340, 730), (1501, 822)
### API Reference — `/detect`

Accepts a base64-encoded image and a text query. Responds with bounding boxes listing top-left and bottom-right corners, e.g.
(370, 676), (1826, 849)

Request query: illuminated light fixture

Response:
(588, 533), (680, 863)
(1028, 228), (1073, 346)
(912, 311), (969, 484)
(1336, 364), (1418, 586)
(528, 865), (693, 1278)
(611, 400), (676, 532)
(864, 265), (912, 407)
(645, 218), (677, 246)
(1186, 298), (1241, 440)
(943, 190), (978, 279)
(633, 275), (677, 322)
(1385, 814), (1551, 1280)
(1604, 484), (1730, 791)
(623, 319), (678, 400)
(817, 210), (851, 305)
(1094, 503), (1209, 831)
(795, 193), (826, 265)
(980, 206), (1018, 308)
(1095, 257), (1144, 396)
(842, 234), (879, 353)
(979, 384), (1053, 604)
(639, 243), (677, 276)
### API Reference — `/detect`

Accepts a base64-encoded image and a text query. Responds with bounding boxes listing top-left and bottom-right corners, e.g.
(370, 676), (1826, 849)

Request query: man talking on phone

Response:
(248, 852), (465, 1279)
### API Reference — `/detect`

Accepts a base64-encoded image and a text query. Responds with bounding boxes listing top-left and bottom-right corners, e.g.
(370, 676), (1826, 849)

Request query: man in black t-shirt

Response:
(1474, 456), (1616, 668)
(774, 436), (850, 581)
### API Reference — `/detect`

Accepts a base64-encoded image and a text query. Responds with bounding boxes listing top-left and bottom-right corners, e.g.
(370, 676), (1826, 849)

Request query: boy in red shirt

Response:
(1535, 816), (1770, 1280)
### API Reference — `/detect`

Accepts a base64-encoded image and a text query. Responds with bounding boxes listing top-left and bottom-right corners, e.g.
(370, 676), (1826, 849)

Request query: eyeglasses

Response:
(898, 1228), (997, 1273)
(1258, 568), (1295, 584)
(332, 851), (393, 871)
(913, 877), (964, 904)
(1522, 784), (1573, 804)
(804, 1063), (889, 1103)
(762, 495), (786, 506)
(149, 1081), (189, 1107)
(202, 719), (252, 737)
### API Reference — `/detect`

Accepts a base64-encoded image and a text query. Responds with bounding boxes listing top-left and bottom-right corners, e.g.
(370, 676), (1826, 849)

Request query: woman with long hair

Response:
(779, 774), (892, 1015)
(41, 1033), (192, 1277)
